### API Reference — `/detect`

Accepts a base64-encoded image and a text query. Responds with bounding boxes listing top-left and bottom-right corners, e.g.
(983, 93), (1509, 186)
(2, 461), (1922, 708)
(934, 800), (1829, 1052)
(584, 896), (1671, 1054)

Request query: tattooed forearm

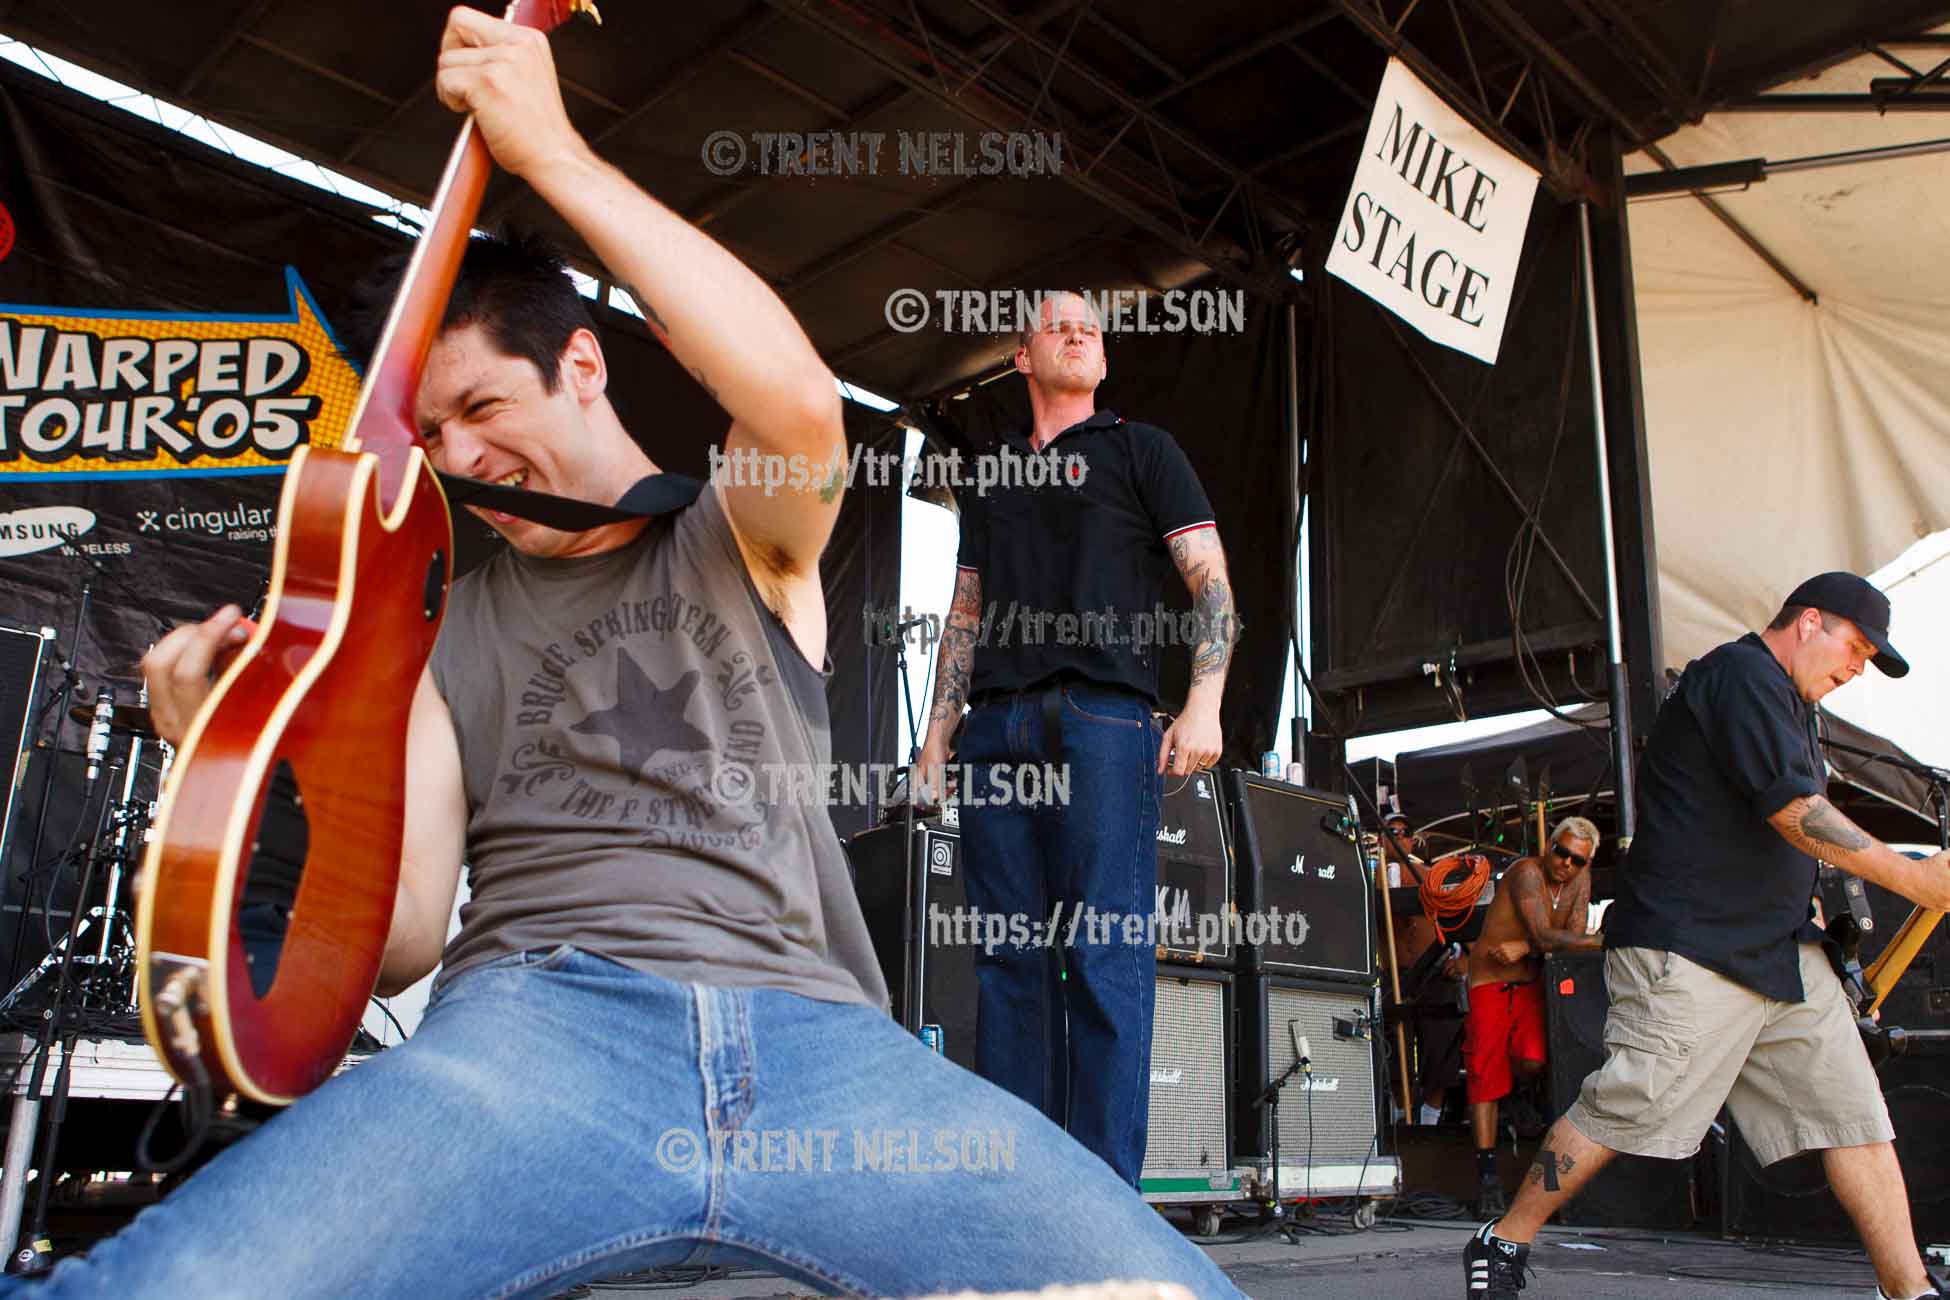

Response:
(1798, 796), (1873, 853)
(928, 572), (983, 725)
(622, 285), (670, 340)
(1189, 574), (1235, 686)
(1170, 529), (1236, 691)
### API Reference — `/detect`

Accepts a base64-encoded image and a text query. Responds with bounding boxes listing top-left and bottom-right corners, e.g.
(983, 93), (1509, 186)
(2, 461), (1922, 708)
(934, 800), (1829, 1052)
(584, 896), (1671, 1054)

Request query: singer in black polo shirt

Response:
(1461, 572), (1950, 1300)
(916, 290), (1236, 1189)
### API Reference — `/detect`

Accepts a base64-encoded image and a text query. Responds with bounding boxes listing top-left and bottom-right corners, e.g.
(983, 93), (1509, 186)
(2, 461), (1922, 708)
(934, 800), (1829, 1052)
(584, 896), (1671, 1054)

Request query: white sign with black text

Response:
(1325, 58), (1540, 364)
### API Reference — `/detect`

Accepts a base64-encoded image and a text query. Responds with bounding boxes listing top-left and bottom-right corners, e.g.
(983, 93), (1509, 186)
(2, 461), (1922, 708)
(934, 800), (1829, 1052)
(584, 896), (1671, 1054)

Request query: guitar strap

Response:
(434, 469), (704, 529)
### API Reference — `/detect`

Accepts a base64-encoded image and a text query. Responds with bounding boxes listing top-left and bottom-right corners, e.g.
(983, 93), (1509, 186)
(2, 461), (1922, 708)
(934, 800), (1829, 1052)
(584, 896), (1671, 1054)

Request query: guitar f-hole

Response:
(238, 760), (311, 999)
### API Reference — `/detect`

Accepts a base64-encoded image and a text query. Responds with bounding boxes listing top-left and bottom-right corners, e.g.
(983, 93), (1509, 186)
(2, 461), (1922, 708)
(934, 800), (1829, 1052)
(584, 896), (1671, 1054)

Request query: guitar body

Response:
(137, 444), (451, 1104)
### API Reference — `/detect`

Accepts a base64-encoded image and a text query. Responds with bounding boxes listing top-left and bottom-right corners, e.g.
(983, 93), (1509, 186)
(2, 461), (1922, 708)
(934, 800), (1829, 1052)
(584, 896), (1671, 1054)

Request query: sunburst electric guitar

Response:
(137, 0), (601, 1106)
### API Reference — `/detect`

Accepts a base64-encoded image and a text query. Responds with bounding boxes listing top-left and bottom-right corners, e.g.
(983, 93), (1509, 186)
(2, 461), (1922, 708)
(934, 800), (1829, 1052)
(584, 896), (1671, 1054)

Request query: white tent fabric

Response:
(1626, 32), (1950, 670)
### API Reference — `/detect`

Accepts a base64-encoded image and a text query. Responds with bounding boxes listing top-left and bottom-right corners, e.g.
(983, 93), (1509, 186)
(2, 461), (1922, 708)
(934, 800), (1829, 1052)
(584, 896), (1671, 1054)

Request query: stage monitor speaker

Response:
(0, 625), (47, 870)
(847, 820), (978, 1072)
(1156, 769), (1233, 966)
(1142, 967), (1231, 1185)
(1234, 973), (1381, 1166)
(1543, 951), (1698, 1229)
(1720, 1046), (1950, 1244)
(1225, 771), (1372, 982)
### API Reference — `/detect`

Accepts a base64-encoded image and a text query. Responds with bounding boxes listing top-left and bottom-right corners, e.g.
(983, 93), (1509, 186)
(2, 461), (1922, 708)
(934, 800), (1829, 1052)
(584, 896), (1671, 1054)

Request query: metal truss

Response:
(762, 0), (1312, 301)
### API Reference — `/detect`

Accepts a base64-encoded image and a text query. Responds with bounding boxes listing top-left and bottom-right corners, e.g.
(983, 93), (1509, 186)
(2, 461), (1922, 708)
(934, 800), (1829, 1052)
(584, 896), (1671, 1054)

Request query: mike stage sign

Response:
(1326, 58), (1540, 365)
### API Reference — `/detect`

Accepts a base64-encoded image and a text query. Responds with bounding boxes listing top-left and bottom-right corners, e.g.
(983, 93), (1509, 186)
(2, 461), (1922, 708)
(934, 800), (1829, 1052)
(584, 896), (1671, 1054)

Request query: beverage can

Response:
(920, 1024), (943, 1055)
(1260, 750), (1282, 779)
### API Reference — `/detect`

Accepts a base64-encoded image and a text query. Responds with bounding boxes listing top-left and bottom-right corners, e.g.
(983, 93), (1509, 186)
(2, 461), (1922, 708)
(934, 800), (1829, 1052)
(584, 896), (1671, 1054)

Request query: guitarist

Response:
(75, 9), (1243, 1300)
(1460, 572), (1950, 1300)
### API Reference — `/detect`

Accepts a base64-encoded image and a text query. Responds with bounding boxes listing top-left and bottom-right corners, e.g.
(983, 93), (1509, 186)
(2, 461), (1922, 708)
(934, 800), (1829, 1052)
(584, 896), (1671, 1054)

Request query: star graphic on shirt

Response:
(569, 650), (712, 777)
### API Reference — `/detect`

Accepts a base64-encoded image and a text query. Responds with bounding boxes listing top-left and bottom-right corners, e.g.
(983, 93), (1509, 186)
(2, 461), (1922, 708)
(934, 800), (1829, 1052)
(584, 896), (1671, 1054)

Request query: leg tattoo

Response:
(1527, 1144), (1575, 1193)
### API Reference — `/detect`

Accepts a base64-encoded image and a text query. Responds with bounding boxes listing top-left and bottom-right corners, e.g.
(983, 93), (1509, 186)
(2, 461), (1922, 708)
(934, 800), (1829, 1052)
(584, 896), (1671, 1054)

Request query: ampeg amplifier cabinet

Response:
(1141, 967), (1233, 1191)
(1156, 769), (1233, 966)
(1543, 952), (1697, 1229)
(848, 820), (978, 1072)
(1234, 974), (1382, 1166)
(1226, 772), (1373, 981)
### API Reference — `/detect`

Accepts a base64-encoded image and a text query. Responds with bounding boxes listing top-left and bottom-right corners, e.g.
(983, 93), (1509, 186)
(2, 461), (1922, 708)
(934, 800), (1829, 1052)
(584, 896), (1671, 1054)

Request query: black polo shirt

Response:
(955, 410), (1215, 706)
(1604, 633), (1827, 1001)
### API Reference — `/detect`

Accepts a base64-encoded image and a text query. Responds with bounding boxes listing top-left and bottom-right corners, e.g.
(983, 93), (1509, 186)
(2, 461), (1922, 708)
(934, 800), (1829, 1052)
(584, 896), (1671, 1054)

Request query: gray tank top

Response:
(427, 482), (887, 1010)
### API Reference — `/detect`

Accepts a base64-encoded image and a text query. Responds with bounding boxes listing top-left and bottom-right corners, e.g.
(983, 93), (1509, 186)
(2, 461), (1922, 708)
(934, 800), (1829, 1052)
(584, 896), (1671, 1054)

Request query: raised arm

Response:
(436, 7), (844, 577)
(1507, 863), (1602, 954)
(1768, 795), (1950, 912)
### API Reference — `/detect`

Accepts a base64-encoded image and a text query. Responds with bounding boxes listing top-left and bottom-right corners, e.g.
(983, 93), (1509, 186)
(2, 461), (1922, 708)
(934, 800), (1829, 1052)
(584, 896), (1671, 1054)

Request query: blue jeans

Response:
(7, 949), (1239, 1299)
(957, 683), (1162, 1188)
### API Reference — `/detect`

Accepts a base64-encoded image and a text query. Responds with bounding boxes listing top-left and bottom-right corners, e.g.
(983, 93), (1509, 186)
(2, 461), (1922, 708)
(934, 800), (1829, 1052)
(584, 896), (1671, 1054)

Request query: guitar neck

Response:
(338, 0), (597, 510)
(341, 118), (491, 507)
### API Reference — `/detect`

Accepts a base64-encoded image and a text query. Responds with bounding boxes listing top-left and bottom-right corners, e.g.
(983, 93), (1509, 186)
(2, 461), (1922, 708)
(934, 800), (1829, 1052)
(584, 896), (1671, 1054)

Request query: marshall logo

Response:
(1289, 854), (1306, 876)
(1156, 825), (1188, 845)
(1296, 1075), (1341, 1092)
(1317, 863), (1337, 881)
(1149, 1067), (1183, 1086)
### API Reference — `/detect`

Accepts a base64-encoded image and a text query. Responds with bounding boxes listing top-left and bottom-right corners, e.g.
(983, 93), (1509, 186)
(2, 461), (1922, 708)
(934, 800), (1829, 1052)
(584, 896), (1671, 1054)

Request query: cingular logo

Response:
(0, 505), (95, 557)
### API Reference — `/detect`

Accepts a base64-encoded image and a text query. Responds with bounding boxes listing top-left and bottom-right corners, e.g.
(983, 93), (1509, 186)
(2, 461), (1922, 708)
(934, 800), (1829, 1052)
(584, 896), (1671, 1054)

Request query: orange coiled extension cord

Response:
(1421, 852), (1493, 943)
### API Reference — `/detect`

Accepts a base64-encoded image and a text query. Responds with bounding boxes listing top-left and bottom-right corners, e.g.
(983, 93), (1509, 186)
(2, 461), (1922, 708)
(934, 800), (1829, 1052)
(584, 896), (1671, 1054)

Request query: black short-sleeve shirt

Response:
(955, 410), (1215, 705)
(1604, 633), (1827, 1001)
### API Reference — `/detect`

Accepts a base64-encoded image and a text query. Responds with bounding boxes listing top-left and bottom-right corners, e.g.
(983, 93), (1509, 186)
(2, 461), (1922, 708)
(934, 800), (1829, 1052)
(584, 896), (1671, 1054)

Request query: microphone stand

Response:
(894, 624), (924, 1036)
(1250, 1034), (1311, 1239)
(8, 755), (119, 1277)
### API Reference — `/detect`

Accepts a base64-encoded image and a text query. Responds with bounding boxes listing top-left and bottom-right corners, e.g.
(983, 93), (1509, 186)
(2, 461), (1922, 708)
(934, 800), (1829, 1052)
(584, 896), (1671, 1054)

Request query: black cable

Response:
(369, 998), (408, 1043)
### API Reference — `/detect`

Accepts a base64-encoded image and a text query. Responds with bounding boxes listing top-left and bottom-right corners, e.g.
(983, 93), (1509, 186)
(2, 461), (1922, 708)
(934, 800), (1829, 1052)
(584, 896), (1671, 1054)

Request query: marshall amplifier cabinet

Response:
(1156, 769), (1233, 967)
(1226, 772), (1374, 982)
(1141, 967), (1233, 1191)
(848, 819), (978, 1072)
(1234, 974), (1382, 1166)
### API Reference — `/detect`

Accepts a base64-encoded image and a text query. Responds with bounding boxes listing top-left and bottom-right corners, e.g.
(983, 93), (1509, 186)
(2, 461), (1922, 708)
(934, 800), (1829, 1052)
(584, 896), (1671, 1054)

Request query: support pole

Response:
(1577, 201), (1637, 846)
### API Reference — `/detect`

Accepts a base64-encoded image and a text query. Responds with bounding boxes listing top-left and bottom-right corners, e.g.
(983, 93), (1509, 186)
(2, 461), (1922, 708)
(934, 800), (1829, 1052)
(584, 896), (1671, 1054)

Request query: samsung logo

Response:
(0, 506), (96, 557)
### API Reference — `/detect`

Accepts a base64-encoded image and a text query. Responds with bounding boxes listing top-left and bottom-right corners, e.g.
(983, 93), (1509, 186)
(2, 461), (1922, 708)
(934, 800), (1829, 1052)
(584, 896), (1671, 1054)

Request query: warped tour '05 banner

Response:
(0, 60), (409, 710)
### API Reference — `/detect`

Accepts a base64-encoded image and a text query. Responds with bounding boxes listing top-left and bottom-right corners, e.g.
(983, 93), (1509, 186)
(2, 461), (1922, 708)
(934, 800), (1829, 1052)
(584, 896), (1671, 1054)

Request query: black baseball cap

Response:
(1781, 571), (1909, 678)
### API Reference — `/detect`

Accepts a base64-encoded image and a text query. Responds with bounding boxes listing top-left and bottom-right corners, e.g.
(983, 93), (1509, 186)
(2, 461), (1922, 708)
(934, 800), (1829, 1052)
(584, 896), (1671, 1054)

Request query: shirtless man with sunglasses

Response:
(1462, 816), (1602, 1215)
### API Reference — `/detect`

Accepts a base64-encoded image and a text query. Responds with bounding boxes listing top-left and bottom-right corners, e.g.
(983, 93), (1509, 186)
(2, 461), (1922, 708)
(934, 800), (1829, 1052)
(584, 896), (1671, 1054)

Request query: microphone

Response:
(84, 686), (115, 786)
(1297, 1034), (1311, 1064)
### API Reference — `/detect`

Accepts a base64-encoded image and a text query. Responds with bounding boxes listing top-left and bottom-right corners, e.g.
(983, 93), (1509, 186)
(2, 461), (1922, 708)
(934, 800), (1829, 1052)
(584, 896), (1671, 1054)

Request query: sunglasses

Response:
(1551, 843), (1590, 869)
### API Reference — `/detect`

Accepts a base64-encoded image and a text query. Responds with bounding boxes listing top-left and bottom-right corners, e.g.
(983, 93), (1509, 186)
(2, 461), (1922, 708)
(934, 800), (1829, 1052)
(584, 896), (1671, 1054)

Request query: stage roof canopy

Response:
(7, 0), (1948, 400)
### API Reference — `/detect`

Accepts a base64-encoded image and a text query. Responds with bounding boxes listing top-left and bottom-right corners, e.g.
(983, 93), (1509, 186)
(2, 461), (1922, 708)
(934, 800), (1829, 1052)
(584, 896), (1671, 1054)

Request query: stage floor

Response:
(549, 1218), (1886, 1299)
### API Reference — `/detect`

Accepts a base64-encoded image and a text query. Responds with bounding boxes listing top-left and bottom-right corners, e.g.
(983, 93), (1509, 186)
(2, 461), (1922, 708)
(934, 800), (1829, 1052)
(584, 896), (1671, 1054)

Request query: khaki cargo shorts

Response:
(1563, 944), (1893, 1166)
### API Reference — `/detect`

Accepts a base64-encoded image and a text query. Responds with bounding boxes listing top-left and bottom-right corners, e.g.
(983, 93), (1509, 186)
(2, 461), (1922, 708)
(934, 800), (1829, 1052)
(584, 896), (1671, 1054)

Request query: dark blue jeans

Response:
(957, 682), (1162, 1188)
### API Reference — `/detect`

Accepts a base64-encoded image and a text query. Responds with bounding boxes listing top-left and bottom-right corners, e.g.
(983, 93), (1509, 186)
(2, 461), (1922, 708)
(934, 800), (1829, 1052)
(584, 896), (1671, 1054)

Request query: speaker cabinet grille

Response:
(1142, 970), (1230, 1180)
(1236, 976), (1380, 1165)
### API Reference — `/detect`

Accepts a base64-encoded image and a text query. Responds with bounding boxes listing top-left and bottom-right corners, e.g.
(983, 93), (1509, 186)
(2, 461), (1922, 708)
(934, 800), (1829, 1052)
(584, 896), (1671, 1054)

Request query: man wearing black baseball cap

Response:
(1461, 571), (1950, 1300)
